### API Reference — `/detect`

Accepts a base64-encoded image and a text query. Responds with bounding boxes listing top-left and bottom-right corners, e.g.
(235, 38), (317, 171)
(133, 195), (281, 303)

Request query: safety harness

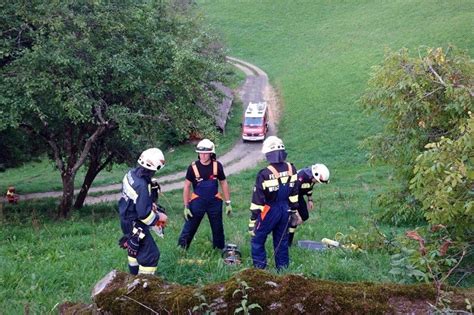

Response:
(266, 162), (293, 182)
(190, 160), (221, 201)
(260, 162), (293, 221)
(191, 160), (218, 182)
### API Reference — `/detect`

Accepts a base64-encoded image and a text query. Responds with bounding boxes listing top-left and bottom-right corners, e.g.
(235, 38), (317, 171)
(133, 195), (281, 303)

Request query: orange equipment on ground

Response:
(6, 186), (19, 204)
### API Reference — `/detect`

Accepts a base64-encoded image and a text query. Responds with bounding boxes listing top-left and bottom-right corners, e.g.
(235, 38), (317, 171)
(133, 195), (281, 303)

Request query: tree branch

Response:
(97, 153), (114, 174)
(428, 65), (447, 87)
(96, 99), (109, 125)
(19, 122), (65, 172)
(441, 249), (466, 284)
(72, 125), (107, 174)
(122, 296), (160, 314)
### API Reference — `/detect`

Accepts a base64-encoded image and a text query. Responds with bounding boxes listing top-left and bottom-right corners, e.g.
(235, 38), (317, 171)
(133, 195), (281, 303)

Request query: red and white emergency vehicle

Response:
(241, 102), (268, 141)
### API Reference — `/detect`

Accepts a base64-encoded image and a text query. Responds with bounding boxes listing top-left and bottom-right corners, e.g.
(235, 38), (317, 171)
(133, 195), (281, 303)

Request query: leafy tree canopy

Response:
(0, 128), (45, 170)
(0, 0), (228, 216)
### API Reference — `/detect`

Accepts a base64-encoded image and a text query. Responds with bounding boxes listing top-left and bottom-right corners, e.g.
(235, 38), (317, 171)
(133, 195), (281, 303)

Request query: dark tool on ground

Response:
(222, 243), (242, 265)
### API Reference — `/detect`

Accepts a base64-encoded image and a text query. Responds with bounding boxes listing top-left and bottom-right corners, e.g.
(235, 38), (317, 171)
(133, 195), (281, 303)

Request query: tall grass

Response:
(0, 174), (394, 313)
(1, 1), (473, 312)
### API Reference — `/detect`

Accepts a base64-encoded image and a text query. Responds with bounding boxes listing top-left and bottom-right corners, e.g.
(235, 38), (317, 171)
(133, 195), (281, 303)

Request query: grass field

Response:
(1, 1), (472, 313)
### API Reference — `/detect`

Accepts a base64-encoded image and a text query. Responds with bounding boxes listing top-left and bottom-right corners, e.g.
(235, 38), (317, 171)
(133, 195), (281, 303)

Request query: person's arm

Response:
(216, 162), (230, 203)
(250, 171), (266, 216)
(220, 179), (232, 216)
(289, 164), (299, 211)
(183, 179), (192, 207)
(307, 188), (314, 210)
(248, 171), (265, 235)
(136, 182), (158, 226)
(220, 179), (231, 203)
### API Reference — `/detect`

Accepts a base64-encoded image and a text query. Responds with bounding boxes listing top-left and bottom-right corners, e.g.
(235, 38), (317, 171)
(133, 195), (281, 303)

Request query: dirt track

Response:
(19, 57), (280, 205)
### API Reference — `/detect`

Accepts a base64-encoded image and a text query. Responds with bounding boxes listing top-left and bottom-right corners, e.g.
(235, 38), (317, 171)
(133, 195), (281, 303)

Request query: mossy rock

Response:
(60, 268), (473, 314)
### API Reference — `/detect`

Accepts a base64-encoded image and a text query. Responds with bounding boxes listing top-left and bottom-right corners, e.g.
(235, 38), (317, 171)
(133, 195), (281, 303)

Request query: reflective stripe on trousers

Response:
(121, 219), (160, 275)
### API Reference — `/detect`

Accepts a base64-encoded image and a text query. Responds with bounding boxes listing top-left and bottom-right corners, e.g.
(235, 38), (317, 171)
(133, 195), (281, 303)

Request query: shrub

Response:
(361, 46), (473, 231)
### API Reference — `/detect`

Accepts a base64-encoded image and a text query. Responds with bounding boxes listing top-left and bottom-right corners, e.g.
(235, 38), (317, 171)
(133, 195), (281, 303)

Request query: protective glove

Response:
(118, 235), (129, 249)
(183, 206), (193, 221)
(151, 178), (161, 193)
(225, 204), (232, 216)
(151, 178), (161, 203)
(248, 219), (256, 237)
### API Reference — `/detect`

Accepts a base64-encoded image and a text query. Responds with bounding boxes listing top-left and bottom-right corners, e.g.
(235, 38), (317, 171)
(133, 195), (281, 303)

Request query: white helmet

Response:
(137, 148), (165, 171)
(196, 139), (215, 154)
(262, 136), (285, 154)
(311, 163), (330, 183)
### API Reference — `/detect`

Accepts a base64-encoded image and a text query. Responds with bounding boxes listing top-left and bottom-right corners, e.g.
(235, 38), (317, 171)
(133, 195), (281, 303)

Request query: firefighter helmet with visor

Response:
(137, 148), (165, 171)
(195, 139), (215, 154)
(261, 136), (285, 154)
(311, 163), (330, 184)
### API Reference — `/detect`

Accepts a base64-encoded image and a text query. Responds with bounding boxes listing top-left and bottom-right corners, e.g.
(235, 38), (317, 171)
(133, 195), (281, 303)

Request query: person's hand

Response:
(225, 204), (232, 216)
(308, 200), (314, 210)
(248, 219), (256, 237)
(151, 178), (161, 192)
(183, 206), (193, 221)
(118, 235), (129, 249)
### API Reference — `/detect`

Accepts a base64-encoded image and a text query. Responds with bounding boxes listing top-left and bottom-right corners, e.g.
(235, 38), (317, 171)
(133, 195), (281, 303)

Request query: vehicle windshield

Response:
(244, 117), (263, 126)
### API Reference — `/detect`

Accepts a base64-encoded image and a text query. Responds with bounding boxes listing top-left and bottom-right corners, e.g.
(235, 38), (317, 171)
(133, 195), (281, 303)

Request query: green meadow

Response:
(1, 1), (472, 313)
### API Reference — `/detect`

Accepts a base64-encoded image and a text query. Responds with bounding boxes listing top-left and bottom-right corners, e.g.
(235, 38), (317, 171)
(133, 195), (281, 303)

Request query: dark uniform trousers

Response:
(120, 219), (159, 274)
(178, 179), (224, 250)
(251, 183), (291, 269)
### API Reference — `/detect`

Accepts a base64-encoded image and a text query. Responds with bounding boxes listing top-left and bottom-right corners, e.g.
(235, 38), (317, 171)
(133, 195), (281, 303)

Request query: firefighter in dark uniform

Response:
(248, 136), (299, 270)
(288, 163), (330, 246)
(118, 148), (167, 275)
(178, 139), (232, 250)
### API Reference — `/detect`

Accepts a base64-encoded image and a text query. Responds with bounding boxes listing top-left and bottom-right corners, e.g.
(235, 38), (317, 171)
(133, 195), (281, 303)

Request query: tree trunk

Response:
(74, 160), (99, 209)
(73, 153), (113, 209)
(58, 171), (76, 218)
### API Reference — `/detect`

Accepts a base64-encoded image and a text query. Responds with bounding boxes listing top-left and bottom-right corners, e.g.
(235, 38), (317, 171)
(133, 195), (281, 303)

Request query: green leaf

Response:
(407, 269), (426, 278)
(389, 267), (403, 275)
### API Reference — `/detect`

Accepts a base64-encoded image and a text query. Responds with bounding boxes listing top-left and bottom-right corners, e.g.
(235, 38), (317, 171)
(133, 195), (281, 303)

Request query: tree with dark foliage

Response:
(1, 1), (228, 217)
